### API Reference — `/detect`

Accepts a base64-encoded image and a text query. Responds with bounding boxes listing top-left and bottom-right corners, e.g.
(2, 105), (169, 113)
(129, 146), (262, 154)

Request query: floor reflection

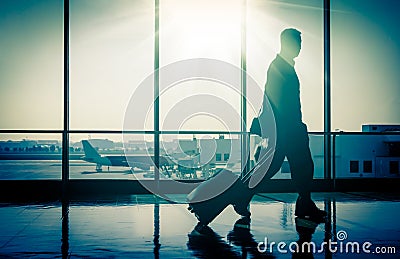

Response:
(154, 197), (161, 259)
(61, 199), (69, 259)
(187, 218), (278, 258)
(1, 193), (400, 258)
(292, 217), (318, 259)
(187, 223), (242, 258)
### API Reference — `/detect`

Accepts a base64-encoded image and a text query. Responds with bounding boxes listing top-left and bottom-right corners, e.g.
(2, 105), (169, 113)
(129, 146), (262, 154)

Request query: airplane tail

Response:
(82, 140), (101, 158)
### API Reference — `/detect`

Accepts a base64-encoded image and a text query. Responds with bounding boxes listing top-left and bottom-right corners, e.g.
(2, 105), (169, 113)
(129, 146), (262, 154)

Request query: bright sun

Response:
(160, 0), (242, 64)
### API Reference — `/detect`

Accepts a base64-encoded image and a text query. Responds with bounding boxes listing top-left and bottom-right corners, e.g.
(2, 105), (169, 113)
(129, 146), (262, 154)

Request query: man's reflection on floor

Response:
(292, 217), (318, 259)
(228, 219), (275, 259)
(187, 223), (240, 258)
(292, 197), (330, 259)
(187, 218), (274, 259)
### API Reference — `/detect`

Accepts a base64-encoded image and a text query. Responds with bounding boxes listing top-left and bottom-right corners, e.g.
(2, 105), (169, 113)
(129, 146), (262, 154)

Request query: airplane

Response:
(81, 140), (170, 172)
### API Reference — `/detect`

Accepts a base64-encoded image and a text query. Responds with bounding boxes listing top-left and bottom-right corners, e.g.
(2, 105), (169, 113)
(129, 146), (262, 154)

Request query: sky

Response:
(0, 0), (399, 139)
(0, 0), (63, 130)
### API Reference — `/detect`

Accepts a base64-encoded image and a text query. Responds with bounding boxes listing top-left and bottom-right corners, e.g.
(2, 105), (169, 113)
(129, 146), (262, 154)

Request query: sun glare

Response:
(160, 0), (242, 64)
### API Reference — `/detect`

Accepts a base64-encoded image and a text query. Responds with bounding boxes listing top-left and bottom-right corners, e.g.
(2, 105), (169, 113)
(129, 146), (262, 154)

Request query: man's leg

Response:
(233, 141), (286, 218)
(286, 126), (313, 199)
(286, 123), (326, 221)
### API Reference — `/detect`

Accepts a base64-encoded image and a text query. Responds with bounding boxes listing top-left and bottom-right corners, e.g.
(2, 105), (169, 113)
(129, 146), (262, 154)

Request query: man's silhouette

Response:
(235, 28), (326, 223)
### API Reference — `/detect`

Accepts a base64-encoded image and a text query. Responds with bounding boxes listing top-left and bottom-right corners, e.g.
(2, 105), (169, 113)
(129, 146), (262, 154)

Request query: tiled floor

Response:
(1, 192), (399, 258)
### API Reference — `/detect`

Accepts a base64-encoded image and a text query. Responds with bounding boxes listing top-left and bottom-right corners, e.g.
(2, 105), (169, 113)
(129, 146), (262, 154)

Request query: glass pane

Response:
(160, 0), (241, 66)
(69, 133), (153, 180)
(159, 78), (242, 131)
(247, 0), (324, 131)
(331, 0), (400, 131)
(0, 0), (63, 129)
(260, 133), (324, 179)
(161, 133), (242, 180)
(159, 0), (242, 132)
(0, 133), (62, 180)
(70, 0), (154, 130)
(334, 134), (400, 178)
(310, 134), (324, 179)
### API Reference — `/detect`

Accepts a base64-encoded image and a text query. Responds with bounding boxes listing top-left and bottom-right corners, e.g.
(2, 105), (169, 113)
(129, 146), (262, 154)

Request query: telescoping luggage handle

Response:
(240, 142), (275, 188)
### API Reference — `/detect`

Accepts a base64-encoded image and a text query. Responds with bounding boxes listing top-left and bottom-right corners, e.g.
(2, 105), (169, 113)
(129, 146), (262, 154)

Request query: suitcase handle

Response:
(240, 145), (275, 188)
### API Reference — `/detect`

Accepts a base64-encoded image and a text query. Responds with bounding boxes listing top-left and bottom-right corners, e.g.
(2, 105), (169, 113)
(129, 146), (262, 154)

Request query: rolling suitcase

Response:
(187, 146), (274, 226)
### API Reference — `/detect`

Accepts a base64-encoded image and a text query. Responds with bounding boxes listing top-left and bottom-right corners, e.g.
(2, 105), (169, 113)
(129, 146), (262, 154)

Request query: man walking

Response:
(235, 28), (326, 223)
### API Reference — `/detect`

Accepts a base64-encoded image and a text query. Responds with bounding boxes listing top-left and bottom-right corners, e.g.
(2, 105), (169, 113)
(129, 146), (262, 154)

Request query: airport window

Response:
(350, 160), (359, 173)
(246, 0), (325, 179)
(160, 134), (243, 179)
(0, 0), (63, 130)
(1, 0), (399, 184)
(363, 160), (373, 173)
(389, 161), (399, 174)
(159, 0), (242, 132)
(69, 134), (155, 180)
(247, 0), (324, 132)
(0, 133), (62, 180)
(70, 0), (154, 130)
(331, 0), (400, 131)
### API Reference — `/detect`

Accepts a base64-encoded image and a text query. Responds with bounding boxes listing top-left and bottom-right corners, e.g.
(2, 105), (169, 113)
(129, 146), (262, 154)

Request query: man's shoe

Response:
(233, 216), (251, 230)
(232, 201), (251, 218)
(295, 196), (327, 223)
(190, 223), (215, 237)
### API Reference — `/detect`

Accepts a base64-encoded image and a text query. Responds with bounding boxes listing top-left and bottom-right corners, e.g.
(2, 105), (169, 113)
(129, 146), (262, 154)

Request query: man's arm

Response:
(265, 62), (285, 115)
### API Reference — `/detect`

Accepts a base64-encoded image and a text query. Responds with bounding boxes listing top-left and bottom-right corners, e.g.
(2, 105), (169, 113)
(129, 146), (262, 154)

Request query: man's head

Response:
(280, 28), (302, 60)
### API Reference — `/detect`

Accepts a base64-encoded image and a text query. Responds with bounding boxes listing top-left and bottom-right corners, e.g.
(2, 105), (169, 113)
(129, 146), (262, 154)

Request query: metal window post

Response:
(154, 0), (160, 183)
(62, 0), (70, 198)
(324, 0), (332, 179)
(241, 0), (248, 176)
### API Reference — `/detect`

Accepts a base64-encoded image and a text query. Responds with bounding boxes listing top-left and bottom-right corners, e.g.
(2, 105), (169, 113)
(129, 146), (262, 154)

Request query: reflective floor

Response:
(1, 192), (399, 258)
